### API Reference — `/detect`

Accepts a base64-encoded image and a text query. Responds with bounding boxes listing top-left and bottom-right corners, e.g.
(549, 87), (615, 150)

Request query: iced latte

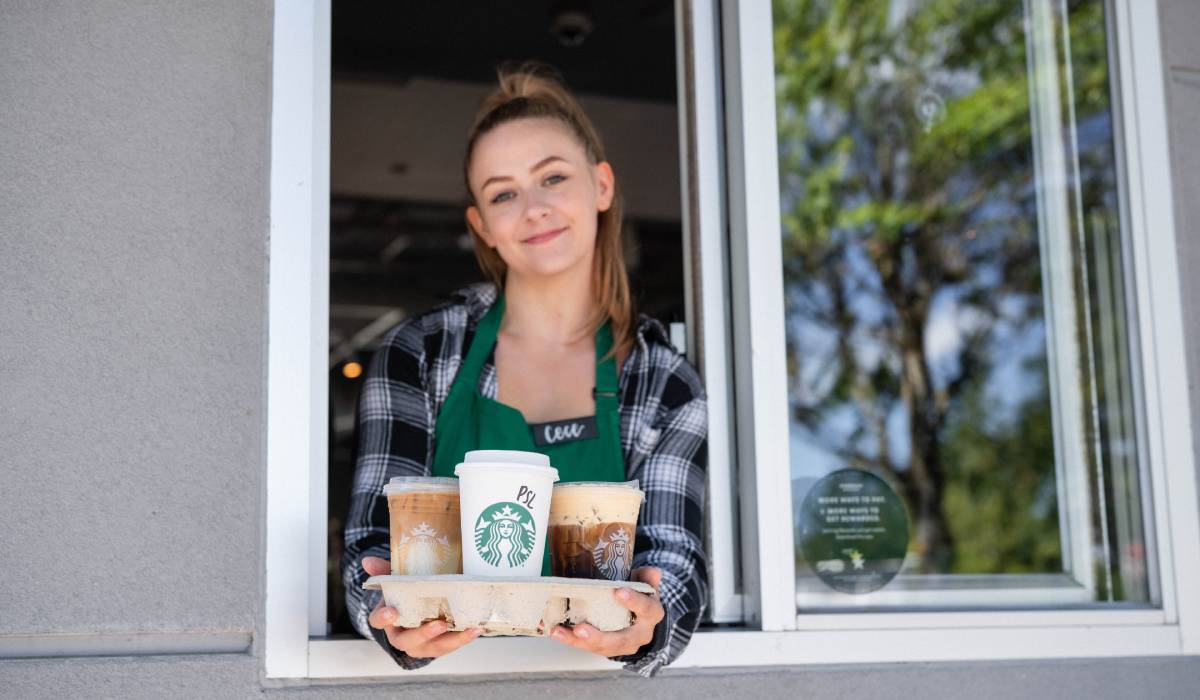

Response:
(384, 476), (462, 575)
(548, 481), (644, 581)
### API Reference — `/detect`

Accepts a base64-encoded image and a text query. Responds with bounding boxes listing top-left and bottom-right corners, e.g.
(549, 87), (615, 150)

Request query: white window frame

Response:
(1027, 0), (1100, 598)
(264, 0), (1200, 679)
(678, 0), (744, 625)
(726, 0), (1200, 637)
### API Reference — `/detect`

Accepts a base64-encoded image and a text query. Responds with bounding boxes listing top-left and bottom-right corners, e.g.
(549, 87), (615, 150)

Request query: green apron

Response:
(431, 294), (626, 574)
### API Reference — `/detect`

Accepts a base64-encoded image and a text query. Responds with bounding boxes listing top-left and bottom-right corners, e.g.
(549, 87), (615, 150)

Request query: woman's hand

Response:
(362, 556), (483, 658)
(549, 566), (665, 657)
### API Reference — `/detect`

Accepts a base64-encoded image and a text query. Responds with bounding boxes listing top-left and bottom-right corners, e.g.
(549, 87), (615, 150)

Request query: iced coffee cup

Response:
(383, 476), (462, 575)
(454, 450), (559, 577)
(548, 481), (645, 581)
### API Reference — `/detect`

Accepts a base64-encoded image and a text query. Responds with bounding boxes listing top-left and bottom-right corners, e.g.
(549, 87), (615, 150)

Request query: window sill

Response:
(797, 573), (1106, 609)
(304, 620), (1185, 679)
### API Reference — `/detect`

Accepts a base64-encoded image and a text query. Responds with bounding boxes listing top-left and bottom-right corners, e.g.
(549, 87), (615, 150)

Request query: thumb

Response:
(632, 566), (662, 591)
(362, 555), (391, 577)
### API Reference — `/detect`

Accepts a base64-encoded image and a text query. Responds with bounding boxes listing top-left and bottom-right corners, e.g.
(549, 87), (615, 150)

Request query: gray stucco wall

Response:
(1162, 0), (1200, 534)
(0, 0), (269, 641)
(1, 0), (1199, 698)
(1, 655), (1198, 700)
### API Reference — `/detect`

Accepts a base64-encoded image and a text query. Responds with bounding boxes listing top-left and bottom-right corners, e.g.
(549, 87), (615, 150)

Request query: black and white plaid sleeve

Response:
(341, 315), (438, 671)
(614, 331), (709, 676)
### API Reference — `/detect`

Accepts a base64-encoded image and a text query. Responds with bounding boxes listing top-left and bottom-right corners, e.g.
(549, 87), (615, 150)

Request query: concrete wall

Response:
(0, 0), (269, 649)
(0, 655), (1198, 700)
(1, 0), (1199, 697)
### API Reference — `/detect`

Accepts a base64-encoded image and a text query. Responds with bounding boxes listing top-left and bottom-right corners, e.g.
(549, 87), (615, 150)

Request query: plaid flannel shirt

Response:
(342, 282), (709, 676)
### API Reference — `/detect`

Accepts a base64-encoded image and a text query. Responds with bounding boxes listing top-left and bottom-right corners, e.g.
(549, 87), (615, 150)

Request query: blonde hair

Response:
(463, 63), (635, 361)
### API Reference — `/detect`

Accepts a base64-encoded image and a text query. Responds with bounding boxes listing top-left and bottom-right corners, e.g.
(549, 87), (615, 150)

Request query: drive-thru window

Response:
(263, 0), (1200, 678)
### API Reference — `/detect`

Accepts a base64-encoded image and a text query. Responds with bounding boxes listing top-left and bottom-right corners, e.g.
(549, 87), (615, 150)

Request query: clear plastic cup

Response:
(548, 481), (644, 581)
(454, 450), (560, 577)
(383, 476), (461, 575)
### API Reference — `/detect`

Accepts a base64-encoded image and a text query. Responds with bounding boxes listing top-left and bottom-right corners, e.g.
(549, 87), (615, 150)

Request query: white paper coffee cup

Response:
(454, 450), (559, 577)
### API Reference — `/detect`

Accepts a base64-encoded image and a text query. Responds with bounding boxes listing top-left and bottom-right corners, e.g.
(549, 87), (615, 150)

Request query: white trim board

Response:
(0, 633), (251, 660)
(677, 0), (743, 623)
(721, 0), (798, 633)
(265, 0), (329, 678)
(307, 622), (1184, 679)
(1115, 0), (1200, 652)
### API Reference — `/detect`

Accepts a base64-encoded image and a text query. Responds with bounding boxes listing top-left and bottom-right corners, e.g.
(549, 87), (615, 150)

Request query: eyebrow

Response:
(480, 155), (568, 192)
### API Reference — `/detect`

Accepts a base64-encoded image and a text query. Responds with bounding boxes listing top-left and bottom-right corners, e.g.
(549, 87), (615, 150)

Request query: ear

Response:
(594, 161), (615, 213)
(466, 206), (495, 248)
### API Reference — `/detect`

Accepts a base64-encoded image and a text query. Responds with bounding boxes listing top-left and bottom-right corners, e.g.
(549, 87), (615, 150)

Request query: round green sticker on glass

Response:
(798, 469), (910, 594)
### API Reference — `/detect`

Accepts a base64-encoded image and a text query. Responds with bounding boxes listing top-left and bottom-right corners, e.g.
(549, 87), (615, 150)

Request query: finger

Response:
(549, 624), (602, 653)
(392, 622), (474, 657)
(383, 624), (411, 652)
(382, 620), (446, 654)
(375, 617), (444, 642)
(416, 628), (484, 657)
(613, 587), (665, 623)
(564, 622), (652, 658)
(570, 623), (614, 654)
(410, 619), (449, 642)
(589, 616), (657, 657)
(631, 566), (663, 592)
(368, 605), (399, 630)
(600, 588), (665, 652)
(361, 556), (391, 577)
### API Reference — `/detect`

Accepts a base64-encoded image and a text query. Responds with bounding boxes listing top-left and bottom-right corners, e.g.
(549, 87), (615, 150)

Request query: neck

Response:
(500, 268), (596, 345)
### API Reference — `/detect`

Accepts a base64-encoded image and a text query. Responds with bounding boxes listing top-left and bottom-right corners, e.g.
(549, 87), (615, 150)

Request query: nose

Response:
(524, 190), (551, 220)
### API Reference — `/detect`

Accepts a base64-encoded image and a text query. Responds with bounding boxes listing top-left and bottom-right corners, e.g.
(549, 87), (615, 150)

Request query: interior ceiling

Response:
(332, 0), (678, 103)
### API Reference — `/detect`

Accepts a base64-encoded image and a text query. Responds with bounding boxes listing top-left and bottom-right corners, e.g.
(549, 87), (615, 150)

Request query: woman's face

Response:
(466, 117), (614, 282)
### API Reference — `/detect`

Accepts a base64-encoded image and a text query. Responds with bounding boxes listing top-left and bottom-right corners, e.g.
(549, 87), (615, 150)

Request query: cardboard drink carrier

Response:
(364, 450), (654, 636)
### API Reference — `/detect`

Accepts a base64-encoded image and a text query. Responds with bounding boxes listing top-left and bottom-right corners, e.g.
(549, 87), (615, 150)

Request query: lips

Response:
(522, 227), (566, 245)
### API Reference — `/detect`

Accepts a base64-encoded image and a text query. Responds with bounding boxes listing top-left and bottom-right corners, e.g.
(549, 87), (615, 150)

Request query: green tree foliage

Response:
(941, 376), (1062, 573)
(775, 0), (1112, 575)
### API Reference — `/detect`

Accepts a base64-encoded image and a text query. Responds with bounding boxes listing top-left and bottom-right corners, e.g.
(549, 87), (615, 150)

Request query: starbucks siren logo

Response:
(591, 525), (632, 581)
(474, 502), (537, 568)
(397, 521), (451, 575)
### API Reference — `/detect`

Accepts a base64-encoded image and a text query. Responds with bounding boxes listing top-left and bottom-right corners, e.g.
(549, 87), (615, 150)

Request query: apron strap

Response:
(458, 293), (505, 384)
(593, 321), (620, 413)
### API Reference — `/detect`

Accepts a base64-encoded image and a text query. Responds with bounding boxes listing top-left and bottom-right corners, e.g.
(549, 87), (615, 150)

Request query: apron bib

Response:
(431, 295), (626, 574)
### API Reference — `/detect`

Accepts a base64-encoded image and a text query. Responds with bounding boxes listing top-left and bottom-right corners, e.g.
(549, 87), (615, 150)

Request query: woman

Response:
(342, 65), (708, 677)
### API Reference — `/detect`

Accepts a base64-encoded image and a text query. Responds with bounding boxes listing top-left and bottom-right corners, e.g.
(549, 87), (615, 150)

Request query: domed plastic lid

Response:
(553, 480), (644, 501)
(463, 450), (550, 466)
(383, 476), (460, 495)
(554, 480), (641, 491)
(456, 450), (558, 482)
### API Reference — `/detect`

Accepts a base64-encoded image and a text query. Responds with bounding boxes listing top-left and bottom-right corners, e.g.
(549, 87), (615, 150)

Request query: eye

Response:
(490, 190), (515, 204)
(544, 174), (567, 186)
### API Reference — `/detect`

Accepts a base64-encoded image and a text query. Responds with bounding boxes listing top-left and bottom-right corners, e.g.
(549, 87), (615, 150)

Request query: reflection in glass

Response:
(773, 0), (1150, 606)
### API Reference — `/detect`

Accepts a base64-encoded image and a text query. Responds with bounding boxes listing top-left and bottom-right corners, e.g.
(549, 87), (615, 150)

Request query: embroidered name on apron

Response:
(530, 416), (599, 446)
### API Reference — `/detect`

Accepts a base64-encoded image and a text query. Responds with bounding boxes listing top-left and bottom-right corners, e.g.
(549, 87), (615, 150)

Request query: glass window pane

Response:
(773, 0), (1152, 609)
